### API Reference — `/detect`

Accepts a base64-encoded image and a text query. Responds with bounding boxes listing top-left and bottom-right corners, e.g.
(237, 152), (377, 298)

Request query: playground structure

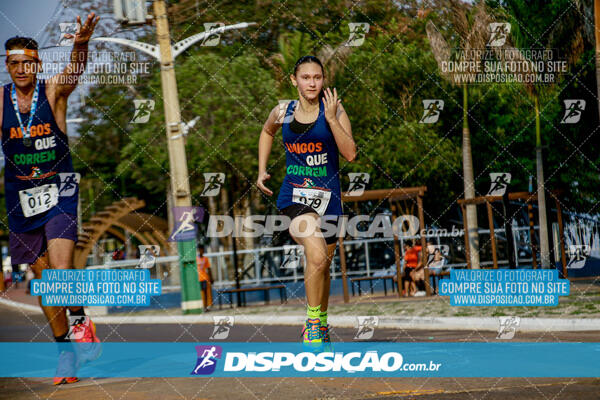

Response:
(73, 197), (172, 267)
(339, 186), (429, 302)
(457, 191), (567, 276)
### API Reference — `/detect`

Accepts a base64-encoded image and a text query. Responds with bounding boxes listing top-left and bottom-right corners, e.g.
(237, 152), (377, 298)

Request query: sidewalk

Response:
(2, 281), (599, 332)
(0, 284), (38, 308)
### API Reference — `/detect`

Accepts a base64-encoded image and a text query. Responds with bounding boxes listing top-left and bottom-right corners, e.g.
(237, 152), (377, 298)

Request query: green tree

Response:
(425, 0), (496, 268)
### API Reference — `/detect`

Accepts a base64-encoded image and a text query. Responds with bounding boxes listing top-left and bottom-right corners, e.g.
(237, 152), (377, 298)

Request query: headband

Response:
(6, 49), (40, 60)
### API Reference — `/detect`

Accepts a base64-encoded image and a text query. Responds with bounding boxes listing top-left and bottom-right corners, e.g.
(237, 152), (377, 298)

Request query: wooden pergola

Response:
(457, 191), (567, 276)
(338, 186), (429, 302)
(73, 197), (172, 267)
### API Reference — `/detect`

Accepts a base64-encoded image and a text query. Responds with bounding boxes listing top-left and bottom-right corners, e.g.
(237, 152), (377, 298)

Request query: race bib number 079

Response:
(292, 187), (331, 216)
(18, 184), (59, 217)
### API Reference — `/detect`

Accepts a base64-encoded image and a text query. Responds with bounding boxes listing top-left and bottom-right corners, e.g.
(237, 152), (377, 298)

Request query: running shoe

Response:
(53, 350), (78, 385)
(71, 317), (102, 364)
(301, 318), (322, 350)
(320, 324), (334, 352)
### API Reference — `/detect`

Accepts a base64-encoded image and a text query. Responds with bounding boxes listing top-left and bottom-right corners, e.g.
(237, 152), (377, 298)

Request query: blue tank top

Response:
(276, 98), (343, 216)
(1, 80), (78, 233)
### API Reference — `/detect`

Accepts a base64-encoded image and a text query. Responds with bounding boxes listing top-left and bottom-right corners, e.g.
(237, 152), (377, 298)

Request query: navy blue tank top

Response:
(276, 98), (343, 216)
(1, 80), (78, 233)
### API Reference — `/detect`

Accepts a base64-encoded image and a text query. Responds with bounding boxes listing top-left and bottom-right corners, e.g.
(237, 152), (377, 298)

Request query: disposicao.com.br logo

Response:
(191, 347), (442, 375)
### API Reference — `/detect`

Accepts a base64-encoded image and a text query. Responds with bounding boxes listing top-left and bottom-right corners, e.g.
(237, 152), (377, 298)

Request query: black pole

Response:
(227, 170), (242, 307)
(545, 194), (557, 270)
(502, 192), (516, 269)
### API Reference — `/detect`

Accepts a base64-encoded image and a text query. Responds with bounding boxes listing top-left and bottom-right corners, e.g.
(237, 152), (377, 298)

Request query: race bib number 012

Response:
(18, 184), (59, 217)
(292, 187), (331, 216)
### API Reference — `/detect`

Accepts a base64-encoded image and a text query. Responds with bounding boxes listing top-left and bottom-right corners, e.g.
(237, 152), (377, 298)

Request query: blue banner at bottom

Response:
(1, 342), (599, 377)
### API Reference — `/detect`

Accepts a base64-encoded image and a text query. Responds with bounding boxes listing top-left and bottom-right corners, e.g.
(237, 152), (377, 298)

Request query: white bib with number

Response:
(18, 184), (59, 217)
(292, 187), (331, 216)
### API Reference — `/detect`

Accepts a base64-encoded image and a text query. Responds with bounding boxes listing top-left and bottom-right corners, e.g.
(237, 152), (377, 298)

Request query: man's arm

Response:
(50, 13), (100, 98)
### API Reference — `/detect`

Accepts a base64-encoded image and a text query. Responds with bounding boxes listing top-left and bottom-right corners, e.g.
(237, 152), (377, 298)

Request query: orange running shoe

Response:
(53, 377), (79, 385)
(70, 316), (102, 364)
(53, 350), (78, 385)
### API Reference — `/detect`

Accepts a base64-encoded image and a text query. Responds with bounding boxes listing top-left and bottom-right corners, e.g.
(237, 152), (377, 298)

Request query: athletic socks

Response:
(307, 304), (321, 320)
(54, 332), (70, 342)
(306, 306), (328, 325)
(319, 310), (328, 326)
(69, 307), (85, 316)
(54, 332), (75, 353)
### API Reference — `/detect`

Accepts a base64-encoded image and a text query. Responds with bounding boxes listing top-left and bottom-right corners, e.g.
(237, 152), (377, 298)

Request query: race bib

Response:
(18, 184), (59, 217)
(292, 187), (331, 216)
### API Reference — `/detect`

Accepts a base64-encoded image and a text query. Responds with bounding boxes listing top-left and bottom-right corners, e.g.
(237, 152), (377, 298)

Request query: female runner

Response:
(257, 55), (356, 347)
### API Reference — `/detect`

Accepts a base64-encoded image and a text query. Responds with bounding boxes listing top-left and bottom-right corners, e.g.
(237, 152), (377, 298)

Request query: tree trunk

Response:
(462, 84), (480, 268)
(219, 181), (232, 252)
(207, 195), (220, 253)
(166, 183), (180, 285)
(241, 194), (255, 281)
(535, 95), (551, 268)
(595, 0), (600, 118)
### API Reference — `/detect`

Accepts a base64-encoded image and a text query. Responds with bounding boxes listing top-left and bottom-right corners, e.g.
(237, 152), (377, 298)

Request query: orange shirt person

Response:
(196, 245), (214, 310)
(402, 241), (423, 296)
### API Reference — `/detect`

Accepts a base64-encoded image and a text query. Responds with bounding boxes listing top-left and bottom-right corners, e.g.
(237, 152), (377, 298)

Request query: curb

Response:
(0, 297), (41, 314)
(91, 315), (600, 332)
(2, 297), (598, 332)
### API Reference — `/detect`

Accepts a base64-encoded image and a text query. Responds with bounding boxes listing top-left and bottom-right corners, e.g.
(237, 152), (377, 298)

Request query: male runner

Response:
(1, 13), (100, 385)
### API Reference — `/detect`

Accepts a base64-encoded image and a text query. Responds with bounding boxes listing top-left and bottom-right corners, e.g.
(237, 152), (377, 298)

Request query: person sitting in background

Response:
(11, 264), (21, 289)
(426, 241), (446, 295)
(402, 240), (423, 297)
(3, 269), (12, 290)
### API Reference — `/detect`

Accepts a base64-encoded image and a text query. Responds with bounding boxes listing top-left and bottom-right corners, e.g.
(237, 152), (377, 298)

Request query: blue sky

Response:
(0, 0), (65, 163)
(0, 0), (61, 46)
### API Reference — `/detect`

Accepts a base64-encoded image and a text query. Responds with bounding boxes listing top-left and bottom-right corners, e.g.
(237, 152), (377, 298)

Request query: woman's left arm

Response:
(323, 87), (356, 162)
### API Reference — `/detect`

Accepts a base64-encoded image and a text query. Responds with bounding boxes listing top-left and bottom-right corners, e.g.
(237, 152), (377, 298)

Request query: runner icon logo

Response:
(487, 23), (511, 47)
(201, 23), (224, 46)
(210, 316), (234, 340)
(131, 99), (155, 123)
(58, 22), (80, 47)
(191, 345), (222, 375)
(200, 172), (225, 196)
(137, 245), (160, 269)
(567, 245), (590, 270)
(66, 316), (90, 340)
(169, 206), (204, 241)
(276, 100), (294, 124)
(561, 99), (585, 124)
(346, 23), (370, 47)
(487, 172), (511, 196)
(58, 172), (80, 197)
(497, 316), (520, 339)
(347, 172), (370, 196)
(419, 100), (444, 124)
(281, 245), (304, 269)
(354, 316), (378, 340)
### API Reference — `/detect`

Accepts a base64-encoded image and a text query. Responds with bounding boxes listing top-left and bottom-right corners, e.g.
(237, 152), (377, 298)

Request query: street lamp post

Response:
(94, 1), (255, 314)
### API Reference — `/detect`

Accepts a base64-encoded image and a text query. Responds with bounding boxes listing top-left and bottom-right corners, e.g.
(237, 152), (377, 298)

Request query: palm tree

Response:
(426, 0), (495, 268)
(502, 0), (587, 267)
(593, 0), (600, 121)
